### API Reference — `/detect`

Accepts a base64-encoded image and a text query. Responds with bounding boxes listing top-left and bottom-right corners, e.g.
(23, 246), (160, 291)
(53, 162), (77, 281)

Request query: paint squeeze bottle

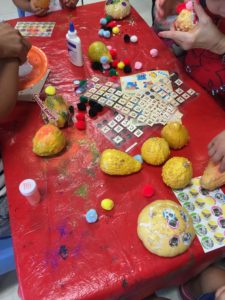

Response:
(66, 21), (83, 67)
(19, 179), (41, 206)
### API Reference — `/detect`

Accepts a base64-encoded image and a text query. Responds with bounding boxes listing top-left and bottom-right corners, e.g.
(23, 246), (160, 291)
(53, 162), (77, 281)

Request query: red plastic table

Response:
(1, 2), (225, 300)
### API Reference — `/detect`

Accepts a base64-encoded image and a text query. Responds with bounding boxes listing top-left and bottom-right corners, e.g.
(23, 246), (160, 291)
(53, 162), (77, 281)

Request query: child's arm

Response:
(0, 59), (19, 119)
(60, 0), (79, 9)
(12, 0), (49, 16)
(158, 1), (225, 54)
(208, 130), (225, 172)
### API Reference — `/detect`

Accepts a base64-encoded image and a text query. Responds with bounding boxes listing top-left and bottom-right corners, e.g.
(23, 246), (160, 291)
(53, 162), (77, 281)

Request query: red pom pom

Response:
(75, 120), (86, 130)
(176, 3), (186, 14)
(110, 76), (118, 82)
(123, 58), (130, 65)
(107, 20), (117, 28)
(110, 49), (117, 59)
(111, 60), (119, 68)
(143, 184), (154, 197)
(76, 112), (85, 121)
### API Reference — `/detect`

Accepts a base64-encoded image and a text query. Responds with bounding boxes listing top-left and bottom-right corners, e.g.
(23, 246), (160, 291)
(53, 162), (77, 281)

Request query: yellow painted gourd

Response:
(141, 137), (170, 165)
(44, 95), (69, 128)
(162, 157), (193, 189)
(161, 122), (189, 149)
(88, 41), (112, 63)
(33, 124), (66, 157)
(201, 160), (225, 191)
(105, 0), (131, 20)
(100, 149), (142, 175)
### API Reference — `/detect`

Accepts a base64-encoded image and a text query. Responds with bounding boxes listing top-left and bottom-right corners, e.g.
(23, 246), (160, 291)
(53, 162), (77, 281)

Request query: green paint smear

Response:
(90, 143), (100, 164)
(75, 184), (88, 199)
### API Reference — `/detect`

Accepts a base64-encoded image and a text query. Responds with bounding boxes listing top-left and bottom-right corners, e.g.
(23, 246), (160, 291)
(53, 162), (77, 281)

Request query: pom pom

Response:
(76, 112), (85, 120)
(89, 107), (98, 117)
(117, 61), (125, 69)
(143, 184), (154, 198)
(100, 18), (107, 25)
(107, 20), (117, 28)
(123, 58), (130, 65)
(95, 103), (103, 112)
(133, 154), (143, 164)
(112, 26), (120, 34)
(103, 30), (111, 38)
(79, 95), (88, 103)
(68, 105), (74, 114)
(77, 102), (86, 111)
(102, 63), (111, 70)
(150, 48), (158, 57)
(111, 60), (119, 68)
(176, 2), (186, 14)
(123, 65), (132, 73)
(109, 49), (117, 59)
(100, 56), (109, 64)
(185, 0), (193, 10)
(86, 209), (98, 223)
(130, 35), (138, 43)
(107, 45), (112, 50)
(101, 198), (114, 211)
(45, 85), (56, 96)
(98, 29), (105, 36)
(124, 34), (130, 43)
(109, 68), (117, 76)
(134, 61), (143, 70)
(75, 120), (86, 130)
(105, 15), (112, 22)
(91, 62), (103, 71)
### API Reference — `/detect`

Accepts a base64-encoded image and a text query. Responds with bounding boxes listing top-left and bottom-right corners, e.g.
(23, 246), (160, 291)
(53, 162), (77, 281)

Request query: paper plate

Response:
(19, 46), (48, 91)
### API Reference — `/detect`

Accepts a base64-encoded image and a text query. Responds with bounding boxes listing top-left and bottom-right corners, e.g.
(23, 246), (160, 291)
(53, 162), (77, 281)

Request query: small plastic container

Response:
(19, 179), (40, 206)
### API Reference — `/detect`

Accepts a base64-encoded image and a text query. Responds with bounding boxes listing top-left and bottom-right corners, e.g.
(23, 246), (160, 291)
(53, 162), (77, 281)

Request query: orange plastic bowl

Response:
(19, 46), (48, 91)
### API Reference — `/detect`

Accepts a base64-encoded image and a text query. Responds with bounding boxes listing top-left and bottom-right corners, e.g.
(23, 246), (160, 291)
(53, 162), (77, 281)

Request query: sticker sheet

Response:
(15, 22), (55, 37)
(120, 70), (173, 95)
(174, 177), (225, 253)
(83, 75), (197, 127)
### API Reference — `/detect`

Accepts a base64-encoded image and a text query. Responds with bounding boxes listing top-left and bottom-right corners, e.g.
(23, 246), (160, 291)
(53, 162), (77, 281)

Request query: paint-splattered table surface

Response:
(2, 2), (225, 300)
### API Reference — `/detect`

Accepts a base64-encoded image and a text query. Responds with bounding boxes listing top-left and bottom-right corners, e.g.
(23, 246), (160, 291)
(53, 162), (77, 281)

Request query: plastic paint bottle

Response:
(19, 179), (41, 206)
(66, 21), (83, 67)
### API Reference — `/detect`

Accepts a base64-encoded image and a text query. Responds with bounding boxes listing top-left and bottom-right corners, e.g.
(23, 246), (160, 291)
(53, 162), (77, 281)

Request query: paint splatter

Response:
(59, 245), (68, 260)
(74, 184), (88, 198)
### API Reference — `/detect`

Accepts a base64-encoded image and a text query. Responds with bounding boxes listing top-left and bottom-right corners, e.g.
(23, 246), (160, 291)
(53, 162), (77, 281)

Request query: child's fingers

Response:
(215, 285), (225, 299)
(211, 150), (223, 164)
(208, 145), (217, 157)
(219, 157), (225, 173)
(193, 0), (209, 23)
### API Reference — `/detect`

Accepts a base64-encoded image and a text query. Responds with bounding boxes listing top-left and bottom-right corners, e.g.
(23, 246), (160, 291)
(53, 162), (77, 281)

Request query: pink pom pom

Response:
(107, 45), (112, 50)
(134, 61), (143, 70)
(150, 48), (158, 58)
(185, 0), (193, 10)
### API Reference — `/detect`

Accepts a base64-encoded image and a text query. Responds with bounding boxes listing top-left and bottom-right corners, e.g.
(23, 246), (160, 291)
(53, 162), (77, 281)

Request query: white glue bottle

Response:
(66, 21), (84, 67)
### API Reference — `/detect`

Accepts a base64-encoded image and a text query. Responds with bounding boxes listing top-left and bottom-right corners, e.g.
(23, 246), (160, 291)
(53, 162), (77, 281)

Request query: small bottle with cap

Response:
(19, 179), (40, 206)
(66, 21), (83, 67)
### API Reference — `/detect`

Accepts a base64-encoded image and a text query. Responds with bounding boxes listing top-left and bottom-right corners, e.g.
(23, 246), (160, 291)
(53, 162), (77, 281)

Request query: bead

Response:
(130, 35), (138, 43)
(150, 48), (158, 57)
(45, 85), (56, 96)
(112, 26), (120, 34)
(86, 209), (98, 223)
(134, 61), (143, 70)
(117, 61), (125, 69)
(101, 198), (114, 211)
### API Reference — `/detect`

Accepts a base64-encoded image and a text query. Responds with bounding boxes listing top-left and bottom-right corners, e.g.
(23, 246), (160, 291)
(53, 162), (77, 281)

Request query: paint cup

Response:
(19, 179), (40, 206)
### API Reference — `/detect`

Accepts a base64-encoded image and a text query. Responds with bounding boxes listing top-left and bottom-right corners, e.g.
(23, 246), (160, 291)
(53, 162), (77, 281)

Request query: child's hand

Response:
(0, 23), (31, 63)
(155, 0), (181, 21)
(215, 285), (225, 300)
(61, 0), (79, 9)
(158, 1), (225, 54)
(30, 1), (49, 16)
(208, 130), (225, 172)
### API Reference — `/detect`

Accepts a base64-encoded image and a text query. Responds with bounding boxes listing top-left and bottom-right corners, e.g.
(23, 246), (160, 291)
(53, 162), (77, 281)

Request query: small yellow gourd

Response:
(141, 137), (170, 165)
(100, 149), (142, 175)
(161, 122), (189, 149)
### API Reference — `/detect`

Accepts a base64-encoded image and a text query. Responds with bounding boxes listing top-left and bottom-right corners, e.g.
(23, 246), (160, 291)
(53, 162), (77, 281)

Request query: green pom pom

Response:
(109, 68), (117, 76)
(105, 15), (112, 22)
(80, 95), (88, 103)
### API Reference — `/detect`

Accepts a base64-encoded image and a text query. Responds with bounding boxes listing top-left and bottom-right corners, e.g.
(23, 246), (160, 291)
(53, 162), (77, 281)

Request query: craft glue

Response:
(66, 21), (83, 67)
(19, 179), (40, 206)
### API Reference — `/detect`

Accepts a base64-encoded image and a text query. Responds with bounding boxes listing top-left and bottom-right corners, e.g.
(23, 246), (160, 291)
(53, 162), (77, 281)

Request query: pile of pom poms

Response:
(75, 94), (104, 129)
(99, 16), (120, 39)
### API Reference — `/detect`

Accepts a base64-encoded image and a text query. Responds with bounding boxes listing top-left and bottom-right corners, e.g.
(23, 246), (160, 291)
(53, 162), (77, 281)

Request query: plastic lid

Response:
(19, 179), (37, 197)
(69, 21), (75, 32)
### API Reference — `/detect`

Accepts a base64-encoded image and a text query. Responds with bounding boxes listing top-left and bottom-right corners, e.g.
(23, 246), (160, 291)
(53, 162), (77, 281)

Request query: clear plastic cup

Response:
(19, 179), (40, 206)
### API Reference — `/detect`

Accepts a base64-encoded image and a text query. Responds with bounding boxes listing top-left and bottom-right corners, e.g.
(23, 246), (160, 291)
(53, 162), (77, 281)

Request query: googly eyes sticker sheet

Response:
(173, 177), (225, 253)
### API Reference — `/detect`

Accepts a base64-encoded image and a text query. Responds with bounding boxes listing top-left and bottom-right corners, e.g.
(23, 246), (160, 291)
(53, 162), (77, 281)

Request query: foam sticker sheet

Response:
(15, 22), (55, 37)
(174, 177), (225, 253)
